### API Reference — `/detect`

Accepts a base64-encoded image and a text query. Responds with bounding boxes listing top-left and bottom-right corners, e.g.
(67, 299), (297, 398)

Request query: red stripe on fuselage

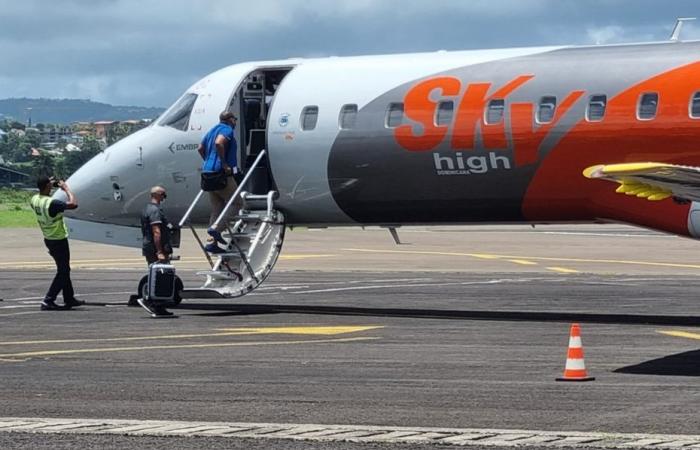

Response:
(523, 61), (700, 235)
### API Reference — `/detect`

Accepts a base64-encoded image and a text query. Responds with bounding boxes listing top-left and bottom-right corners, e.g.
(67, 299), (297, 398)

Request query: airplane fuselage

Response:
(64, 41), (700, 246)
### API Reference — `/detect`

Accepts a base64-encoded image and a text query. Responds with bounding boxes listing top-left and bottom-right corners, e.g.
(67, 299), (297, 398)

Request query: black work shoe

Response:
(64, 298), (85, 308)
(127, 295), (140, 307)
(40, 299), (62, 311)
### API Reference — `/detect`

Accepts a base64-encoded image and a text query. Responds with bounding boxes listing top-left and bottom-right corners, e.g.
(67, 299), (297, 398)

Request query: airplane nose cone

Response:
(63, 127), (156, 226)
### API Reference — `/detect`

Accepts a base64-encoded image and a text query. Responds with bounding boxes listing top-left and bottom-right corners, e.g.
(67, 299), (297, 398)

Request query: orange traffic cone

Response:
(556, 323), (595, 382)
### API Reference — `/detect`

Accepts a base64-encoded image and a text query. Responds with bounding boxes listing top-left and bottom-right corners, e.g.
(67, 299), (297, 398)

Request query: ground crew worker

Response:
(198, 111), (241, 253)
(31, 176), (84, 311)
(136, 185), (175, 318)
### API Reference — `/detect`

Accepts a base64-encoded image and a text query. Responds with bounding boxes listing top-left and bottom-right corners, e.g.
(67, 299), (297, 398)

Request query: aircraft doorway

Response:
(230, 67), (293, 194)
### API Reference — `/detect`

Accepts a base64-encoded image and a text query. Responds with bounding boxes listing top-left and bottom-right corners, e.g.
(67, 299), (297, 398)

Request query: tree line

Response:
(0, 120), (144, 180)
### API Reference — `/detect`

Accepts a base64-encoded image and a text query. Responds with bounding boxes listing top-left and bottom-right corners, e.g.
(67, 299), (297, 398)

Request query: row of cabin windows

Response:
(297, 92), (700, 132)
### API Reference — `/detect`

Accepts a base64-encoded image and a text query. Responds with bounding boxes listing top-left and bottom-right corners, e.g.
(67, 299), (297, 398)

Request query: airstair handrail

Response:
(178, 149), (267, 228)
(178, 189), (206, 228)
(212, 149), (267, 230)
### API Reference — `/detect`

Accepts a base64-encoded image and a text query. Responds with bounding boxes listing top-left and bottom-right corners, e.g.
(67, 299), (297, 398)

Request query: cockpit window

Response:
(157, 93), (198, 131)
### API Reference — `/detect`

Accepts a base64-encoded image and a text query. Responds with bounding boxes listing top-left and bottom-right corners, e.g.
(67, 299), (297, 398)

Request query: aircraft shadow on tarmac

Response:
(173, 303), (700, 327)
(614, 350), (700, 377)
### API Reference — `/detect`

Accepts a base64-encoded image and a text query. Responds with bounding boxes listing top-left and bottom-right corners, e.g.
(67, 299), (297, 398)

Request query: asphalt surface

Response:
(0, 226), (699, 448)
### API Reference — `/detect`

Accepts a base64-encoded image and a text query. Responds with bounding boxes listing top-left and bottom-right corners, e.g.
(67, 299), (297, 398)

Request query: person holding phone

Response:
(30, 176), (84, 311)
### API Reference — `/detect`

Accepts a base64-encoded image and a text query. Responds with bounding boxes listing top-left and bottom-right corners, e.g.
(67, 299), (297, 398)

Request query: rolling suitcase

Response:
(147, 263), (177, 302)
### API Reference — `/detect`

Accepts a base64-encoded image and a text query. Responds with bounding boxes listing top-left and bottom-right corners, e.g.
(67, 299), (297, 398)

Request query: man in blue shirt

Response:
(197, 111), (241, 253)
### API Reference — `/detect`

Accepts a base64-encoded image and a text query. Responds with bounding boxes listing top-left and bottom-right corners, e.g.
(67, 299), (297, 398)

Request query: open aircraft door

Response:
(178, 66), (295, 300)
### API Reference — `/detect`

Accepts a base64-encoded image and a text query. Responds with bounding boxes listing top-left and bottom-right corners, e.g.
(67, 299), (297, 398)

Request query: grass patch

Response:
(0, 209), (37, 228)
(0, 188), (37, 228)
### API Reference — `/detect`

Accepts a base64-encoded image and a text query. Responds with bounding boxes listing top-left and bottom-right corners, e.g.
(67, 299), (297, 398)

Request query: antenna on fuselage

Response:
(670, 17), (696, 42)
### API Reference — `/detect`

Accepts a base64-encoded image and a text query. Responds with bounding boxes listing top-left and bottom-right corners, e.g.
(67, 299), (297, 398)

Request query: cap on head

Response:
(37, 176), (51, 191)
(219, 111), (237, 123)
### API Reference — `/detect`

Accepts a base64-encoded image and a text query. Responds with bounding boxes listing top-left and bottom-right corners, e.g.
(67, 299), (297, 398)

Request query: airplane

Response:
(59, 26), (700, 301)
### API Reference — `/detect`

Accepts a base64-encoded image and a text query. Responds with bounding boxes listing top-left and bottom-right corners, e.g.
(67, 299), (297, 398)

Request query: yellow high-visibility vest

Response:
(30, 194), (68, 240)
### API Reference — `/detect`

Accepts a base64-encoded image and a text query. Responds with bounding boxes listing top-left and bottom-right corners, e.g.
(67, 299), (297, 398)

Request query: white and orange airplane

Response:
(60, 30), (700, 299)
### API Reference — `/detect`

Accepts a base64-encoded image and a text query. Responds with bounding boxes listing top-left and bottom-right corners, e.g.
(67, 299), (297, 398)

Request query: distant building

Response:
(93, 121), (117, 139)
(0, 165), (30, 186)
(39, 126), (73, 145)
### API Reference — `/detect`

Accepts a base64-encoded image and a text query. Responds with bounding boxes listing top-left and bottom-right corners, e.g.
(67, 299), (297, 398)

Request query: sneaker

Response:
(153, 306), (175, 317)
(40, 299), (62, 311)
(204, 242), (226, 254)
(207, 227), (227, 245)
(136, 297), (156, 315)
(137, 298), (176, 318)
(64, 298), (85, 308)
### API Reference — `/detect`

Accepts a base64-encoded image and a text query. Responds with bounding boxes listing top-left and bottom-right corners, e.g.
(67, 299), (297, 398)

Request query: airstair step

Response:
(196, 270), (243, 280)
(226, 233), (256, 239)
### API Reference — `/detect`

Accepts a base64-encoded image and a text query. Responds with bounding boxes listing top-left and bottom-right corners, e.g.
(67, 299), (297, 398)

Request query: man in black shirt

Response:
(137, 186), (175, 318)
(141, 186), (172, 265)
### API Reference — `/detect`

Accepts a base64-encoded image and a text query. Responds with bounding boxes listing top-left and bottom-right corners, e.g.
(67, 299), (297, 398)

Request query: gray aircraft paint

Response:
(267, 47), (562, 224)
(324, 42), (700, 224)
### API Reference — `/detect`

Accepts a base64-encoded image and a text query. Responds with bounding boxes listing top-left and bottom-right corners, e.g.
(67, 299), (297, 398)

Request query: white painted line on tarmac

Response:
(290, 278), (524, 294)
(0, 417), (698, 449)
(0, 311), (43, 318)
(3, 291), (134, 302)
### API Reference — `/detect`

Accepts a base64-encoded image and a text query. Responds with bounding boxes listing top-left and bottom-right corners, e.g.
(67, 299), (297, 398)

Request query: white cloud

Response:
(585, 25), (657, 45)
(0, 0), (698, 105)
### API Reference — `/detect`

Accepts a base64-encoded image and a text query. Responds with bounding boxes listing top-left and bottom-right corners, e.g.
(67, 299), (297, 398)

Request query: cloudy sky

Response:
(1, 0), (699, 108)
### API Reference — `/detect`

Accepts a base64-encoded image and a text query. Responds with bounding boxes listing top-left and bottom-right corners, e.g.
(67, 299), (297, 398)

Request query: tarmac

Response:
(0, 224), (699, 449)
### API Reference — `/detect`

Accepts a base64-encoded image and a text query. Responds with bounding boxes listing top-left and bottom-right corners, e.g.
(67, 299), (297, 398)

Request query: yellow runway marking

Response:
(0, 254), (336, 269)
(546, 267), (581, 274)
(0, 326), (383, 346)
(0, 336), (378, 359)
(507, 259), (538, 266)
(657, 330), (700, 340)
(217, 326), (381, 335)
(344, 248), (700, 270)
(0, 256), (206, 267)
(470, 254), (502, 260)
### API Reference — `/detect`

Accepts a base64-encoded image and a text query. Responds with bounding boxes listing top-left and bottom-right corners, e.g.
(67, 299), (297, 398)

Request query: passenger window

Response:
(301, 106), (319, 131)
(537, 96), (557, 124)
(690, 92), (700, 118)
(637, 93), (658, 120)
(485, 99), (505, 124)
(157, 93), (198, 131)
(339, 104), (358, 130)
(386, 103), (404, 128)
(435, 101), (454, 126)
(586, 95), (607, 122)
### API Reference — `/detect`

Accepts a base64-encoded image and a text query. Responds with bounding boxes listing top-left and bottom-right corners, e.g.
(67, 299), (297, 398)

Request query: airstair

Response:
(177, 150), (285, 299)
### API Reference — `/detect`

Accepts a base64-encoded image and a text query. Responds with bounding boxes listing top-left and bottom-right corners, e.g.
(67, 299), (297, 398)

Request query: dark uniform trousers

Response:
(144, 250), (170, 266)
(44, 238), (75, 301)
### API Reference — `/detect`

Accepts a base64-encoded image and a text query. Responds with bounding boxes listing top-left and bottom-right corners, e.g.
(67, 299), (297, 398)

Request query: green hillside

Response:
(0, 98), (164, 125)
